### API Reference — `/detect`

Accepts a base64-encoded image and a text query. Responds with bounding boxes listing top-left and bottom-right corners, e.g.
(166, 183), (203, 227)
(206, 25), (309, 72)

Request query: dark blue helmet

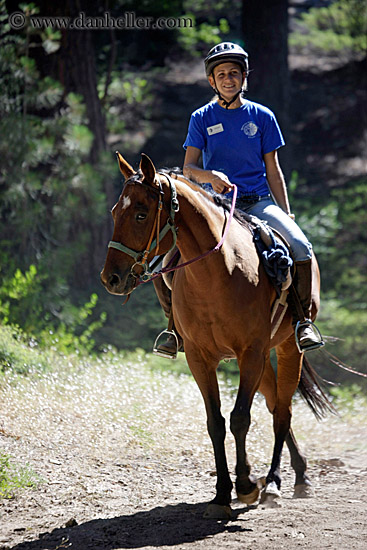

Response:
(204, 42), (249, 76)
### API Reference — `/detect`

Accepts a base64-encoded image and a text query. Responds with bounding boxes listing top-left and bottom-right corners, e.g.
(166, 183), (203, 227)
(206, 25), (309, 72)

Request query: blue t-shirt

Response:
(183, 100), (285, 197)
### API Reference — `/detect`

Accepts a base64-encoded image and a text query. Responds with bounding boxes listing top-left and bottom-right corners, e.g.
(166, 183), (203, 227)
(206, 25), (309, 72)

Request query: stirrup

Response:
(295, 319), (325, 353)
(153, 330), (178, 360)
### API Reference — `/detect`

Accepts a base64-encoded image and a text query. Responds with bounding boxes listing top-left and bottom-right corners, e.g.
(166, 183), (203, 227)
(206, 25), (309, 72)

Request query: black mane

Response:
(211, 192), (253, 230)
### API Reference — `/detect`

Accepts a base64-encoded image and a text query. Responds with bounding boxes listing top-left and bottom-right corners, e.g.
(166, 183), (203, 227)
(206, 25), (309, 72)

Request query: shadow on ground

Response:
(10, 501), (253, 550)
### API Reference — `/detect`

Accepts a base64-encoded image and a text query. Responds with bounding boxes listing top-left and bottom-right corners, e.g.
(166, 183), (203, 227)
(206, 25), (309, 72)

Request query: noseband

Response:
(108, 173), (179, 281)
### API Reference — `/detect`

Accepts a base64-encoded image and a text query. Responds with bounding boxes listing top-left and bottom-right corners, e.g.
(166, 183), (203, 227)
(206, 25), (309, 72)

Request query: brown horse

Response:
(101, 152), (330, 519)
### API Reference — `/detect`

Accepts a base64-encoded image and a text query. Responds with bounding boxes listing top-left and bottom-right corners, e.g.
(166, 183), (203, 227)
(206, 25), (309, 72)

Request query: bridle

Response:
(108, 173), (179, 281)
(108, 172), (238, 285)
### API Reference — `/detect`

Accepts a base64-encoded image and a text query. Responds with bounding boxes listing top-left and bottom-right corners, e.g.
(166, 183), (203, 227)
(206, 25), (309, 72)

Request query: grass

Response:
(0, 452), (42, 498)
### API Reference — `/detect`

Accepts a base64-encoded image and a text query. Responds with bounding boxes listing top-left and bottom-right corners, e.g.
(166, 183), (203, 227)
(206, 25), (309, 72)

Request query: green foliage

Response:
(0, 1), (108, 342)
(0, 291), (105, 375)
(0, 265), (43, 328)
(291, 177), (367, 307)
(290, 0), (367, 57)
(178, 13), (229, 52)
(101, 71), (152, 106)
(0, 324), (48, 375)
(330, 384), (367, 415)
(289, 174), (366, 285)
(101, 69), (155, 141)
(288, 174), (367, 385)
(316, 299), (367, 387)
(0, 452), (42, 499)
(330, 383), (367, 404)
(39, 293), (107, 354)
(172, 0), (239, 53)
(95, 283), (166, 351)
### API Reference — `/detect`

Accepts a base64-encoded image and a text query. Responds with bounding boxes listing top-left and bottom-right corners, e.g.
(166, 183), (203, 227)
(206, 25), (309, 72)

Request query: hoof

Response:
(203, 503), (232, 520)
(237, 485), (260, 505)
(260, 482), (282, 508)
(293, 483), (315, 499)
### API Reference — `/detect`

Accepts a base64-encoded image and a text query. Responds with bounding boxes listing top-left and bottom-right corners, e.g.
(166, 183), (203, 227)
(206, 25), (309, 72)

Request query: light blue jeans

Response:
(238, 196), (312, 262)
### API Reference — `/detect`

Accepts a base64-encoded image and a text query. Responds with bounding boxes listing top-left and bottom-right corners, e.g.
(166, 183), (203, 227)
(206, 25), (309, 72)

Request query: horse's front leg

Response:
(185, 344), (233, 519)
(230, 347), (266, 505)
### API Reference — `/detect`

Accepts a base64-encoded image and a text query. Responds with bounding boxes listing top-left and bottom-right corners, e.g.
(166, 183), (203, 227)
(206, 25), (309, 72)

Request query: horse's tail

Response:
(298, 356), (337, 420)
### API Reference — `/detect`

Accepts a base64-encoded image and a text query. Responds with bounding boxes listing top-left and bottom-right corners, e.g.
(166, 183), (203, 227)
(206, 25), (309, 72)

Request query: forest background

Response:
(0, 0), (366, 388)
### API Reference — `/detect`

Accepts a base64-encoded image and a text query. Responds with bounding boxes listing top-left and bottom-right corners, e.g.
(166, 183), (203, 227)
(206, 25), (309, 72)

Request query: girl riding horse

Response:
(155, 42), (323, 358)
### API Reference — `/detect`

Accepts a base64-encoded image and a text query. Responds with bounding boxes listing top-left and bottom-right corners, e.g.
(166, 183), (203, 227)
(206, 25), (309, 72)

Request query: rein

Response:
(108, 172), (238, 286)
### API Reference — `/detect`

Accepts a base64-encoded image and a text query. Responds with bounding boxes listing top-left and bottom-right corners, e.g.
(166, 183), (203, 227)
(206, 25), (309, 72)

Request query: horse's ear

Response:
(140, 153), (157, 185)
(116, 151), (135, 180)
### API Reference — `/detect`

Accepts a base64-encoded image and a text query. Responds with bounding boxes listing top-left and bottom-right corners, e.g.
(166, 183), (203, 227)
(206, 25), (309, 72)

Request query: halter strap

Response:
(107, 173), (179, 280)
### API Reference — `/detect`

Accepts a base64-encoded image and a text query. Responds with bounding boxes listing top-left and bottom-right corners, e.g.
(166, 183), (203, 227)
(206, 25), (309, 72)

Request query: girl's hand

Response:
(210, 170), (234, 194)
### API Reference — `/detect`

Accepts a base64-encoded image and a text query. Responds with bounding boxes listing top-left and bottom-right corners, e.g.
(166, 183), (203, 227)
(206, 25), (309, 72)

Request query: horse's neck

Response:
(175, 180), (225, 254)
(171, 179), (259, 284)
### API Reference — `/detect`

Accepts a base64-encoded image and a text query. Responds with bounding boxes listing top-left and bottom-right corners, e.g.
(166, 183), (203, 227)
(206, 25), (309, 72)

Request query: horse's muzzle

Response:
(100, 269), (137, 295)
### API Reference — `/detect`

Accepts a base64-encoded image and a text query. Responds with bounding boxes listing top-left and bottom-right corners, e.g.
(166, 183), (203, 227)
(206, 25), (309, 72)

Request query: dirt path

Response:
(1, 354), (367, 550)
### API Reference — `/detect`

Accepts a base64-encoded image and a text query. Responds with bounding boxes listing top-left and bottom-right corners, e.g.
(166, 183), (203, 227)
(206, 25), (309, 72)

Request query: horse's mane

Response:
(159, 167), (252, 231)
(211, 194), (253, 230)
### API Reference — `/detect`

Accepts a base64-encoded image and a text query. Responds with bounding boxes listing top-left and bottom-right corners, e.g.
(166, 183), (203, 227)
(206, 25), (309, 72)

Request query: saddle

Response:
(247, 215), (294, 339)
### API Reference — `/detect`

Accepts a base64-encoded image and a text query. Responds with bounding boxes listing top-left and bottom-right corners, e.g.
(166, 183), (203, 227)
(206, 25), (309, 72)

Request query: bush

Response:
(290, 0), (367, 58)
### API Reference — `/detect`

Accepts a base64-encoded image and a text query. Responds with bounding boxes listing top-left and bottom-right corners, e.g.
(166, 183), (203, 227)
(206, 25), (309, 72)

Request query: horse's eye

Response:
(136, 212), (147, 222)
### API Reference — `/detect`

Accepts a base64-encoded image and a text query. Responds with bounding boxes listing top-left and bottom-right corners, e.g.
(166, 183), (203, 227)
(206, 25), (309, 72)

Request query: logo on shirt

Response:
(241, 121), (258, 137)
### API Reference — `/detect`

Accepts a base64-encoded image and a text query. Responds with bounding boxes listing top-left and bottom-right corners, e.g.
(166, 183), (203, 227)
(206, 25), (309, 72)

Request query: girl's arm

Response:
(264, 150), (292, 215)
(183, 146), (234, 194)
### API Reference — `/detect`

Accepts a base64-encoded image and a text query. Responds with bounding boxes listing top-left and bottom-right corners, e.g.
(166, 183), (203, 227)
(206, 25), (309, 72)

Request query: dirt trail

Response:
(1, 354), (366, 550)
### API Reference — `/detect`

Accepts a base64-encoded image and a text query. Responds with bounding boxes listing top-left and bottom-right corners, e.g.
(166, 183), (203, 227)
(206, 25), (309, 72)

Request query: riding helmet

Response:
(204, 42), (249, 76)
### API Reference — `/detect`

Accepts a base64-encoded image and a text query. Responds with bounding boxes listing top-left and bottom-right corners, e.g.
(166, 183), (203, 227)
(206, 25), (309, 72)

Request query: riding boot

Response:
(290, 260), (324, 352)
(152, 276), (184, 358)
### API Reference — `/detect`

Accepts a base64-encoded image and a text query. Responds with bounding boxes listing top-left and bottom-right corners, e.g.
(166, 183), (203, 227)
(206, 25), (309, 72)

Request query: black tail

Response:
(298, 356), (337, 420)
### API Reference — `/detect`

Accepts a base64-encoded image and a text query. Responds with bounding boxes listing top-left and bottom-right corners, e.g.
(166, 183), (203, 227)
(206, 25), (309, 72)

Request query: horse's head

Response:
(100, 152), (176, 295)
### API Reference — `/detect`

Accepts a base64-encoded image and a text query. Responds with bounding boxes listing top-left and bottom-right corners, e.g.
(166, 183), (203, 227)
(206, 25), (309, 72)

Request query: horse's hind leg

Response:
(264, 334), (302, 499)
(261, 337), (304, 503)
(258, 355), (314, 499)
(184, 344), (233, 519)
(286, 430), (314, 498)
(230, 348), (266, 505)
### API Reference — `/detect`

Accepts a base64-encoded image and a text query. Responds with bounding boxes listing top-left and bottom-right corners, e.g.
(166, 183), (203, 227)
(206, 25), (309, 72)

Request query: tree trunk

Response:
(242, 0), (291, 177)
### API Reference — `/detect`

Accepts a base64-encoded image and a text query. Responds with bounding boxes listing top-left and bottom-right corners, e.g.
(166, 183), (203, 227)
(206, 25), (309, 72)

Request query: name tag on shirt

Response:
(207, 123), (224, 136)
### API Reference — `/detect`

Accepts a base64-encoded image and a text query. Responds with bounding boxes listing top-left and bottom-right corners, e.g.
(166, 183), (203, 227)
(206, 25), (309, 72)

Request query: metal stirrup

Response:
(295, 319), (325, 353)
(153, 330), (179, 360)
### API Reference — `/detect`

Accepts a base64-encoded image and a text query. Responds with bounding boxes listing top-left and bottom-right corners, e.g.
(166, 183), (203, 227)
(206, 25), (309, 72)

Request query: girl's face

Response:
(209, 62), (245, 100)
